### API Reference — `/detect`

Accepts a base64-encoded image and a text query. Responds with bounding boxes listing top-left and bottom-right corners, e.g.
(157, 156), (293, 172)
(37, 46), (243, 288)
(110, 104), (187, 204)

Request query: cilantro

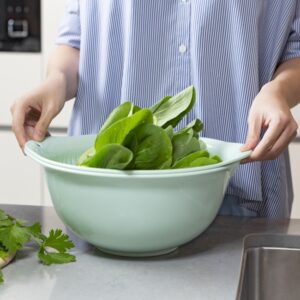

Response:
(38, 229), (76, 265)
(0, 223), (31, 253)
(0, 209), (76, 283)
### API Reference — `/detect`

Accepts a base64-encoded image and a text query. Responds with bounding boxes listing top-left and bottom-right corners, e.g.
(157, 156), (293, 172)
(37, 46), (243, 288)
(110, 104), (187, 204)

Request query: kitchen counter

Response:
(1, 205), (300, 300)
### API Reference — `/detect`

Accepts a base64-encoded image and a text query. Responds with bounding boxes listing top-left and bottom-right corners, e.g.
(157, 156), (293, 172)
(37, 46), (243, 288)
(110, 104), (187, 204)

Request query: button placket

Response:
(176, 0), (191, 91)
(179, 44), (187, 54)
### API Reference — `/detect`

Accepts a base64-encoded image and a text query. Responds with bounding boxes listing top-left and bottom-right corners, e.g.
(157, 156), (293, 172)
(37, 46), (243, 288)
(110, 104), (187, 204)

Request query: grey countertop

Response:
(1, 205), (300, 300)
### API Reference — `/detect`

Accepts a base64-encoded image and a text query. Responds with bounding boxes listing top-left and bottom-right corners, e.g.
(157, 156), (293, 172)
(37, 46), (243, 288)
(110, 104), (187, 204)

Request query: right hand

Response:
(11, 74), (66, 150)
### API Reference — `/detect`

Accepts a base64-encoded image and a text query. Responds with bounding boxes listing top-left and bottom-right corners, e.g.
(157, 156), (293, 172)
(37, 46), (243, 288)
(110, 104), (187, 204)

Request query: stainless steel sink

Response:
(236, 234), (300, 300)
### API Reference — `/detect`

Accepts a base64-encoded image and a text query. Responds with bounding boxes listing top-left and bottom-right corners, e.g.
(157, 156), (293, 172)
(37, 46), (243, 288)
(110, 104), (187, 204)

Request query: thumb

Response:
(240, 113), (262, 151)
(33, 107), (55, 141)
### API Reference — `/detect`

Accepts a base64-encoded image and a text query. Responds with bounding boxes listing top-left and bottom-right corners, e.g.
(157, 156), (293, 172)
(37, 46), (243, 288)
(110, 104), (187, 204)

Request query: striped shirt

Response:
(56, 0), (300, 218)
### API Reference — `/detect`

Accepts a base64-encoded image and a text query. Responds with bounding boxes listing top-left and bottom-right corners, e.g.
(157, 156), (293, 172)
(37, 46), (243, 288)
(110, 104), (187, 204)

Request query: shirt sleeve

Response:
(56, 0), (81, 49)
(280, 1), (300, 62)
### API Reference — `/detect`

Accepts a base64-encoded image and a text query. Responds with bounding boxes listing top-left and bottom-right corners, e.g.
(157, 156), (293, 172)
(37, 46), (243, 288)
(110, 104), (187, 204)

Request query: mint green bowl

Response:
(25, 135), (250, 257)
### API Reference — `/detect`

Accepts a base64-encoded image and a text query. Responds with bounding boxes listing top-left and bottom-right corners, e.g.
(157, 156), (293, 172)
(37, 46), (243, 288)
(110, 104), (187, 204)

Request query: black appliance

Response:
(0, 0), (41, 52)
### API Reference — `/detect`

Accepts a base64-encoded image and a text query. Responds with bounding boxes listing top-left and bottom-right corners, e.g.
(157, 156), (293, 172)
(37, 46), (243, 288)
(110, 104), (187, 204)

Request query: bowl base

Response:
(96, 247), (178, 257)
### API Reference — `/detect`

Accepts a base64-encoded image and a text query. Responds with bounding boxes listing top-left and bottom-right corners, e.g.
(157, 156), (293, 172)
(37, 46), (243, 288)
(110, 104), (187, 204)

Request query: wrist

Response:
(262, 80), (293, 108)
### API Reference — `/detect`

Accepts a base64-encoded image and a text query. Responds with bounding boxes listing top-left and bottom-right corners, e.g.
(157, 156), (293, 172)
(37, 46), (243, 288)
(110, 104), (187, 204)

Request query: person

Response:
(11, 1), (300, 218)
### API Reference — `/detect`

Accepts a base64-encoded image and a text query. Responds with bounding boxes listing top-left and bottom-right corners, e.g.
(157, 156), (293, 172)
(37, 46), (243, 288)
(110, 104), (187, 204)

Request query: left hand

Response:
(241, 82), (298, 162)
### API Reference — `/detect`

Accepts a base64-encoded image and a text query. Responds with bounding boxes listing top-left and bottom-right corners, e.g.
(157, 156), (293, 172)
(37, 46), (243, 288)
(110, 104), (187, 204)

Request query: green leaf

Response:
(150, 96), (171, 115)
(198, 139), (207, 151)
(38, 229), (75, 266)
(38, 250), (76, 266)
(0, 269), (3, 283)
(0, 209), (76, 284)
(0, 248), (10, 259)
(124, 123), (173, 169)
(152, 86), (195, 128)
(172, 129), (201, 163)
(95, 108), (153, 151)
(0, 224), (31, 253)
(0, 210), (8, 221)
(0, 219), (13, 227)
(189, 157), (221, 168)
(77, 146), (96, 166)
(164, 125), (174, 140)
(100, 101), (139, 132)
(77, 85), (222, 171)
(42, 229), (74, 253)
(175, 118), (204, 138)
(27, 222), (42, 237)
(80, 144), (133, 170)
(211, 155), (222, 163)
(172, 150), (212, 169)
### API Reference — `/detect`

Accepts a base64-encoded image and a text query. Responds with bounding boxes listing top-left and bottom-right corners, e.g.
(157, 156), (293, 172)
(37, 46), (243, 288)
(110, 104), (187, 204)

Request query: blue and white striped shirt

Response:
(57, 0), (300, 218)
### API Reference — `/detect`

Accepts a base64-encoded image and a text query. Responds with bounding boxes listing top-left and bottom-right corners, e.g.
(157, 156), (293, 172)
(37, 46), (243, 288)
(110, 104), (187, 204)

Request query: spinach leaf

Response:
(198, 139), (207, 151)
(172, 129), (201, 163)
(77, 146), (95, 166)
(95, 108), (153, 151)
(77, 86), (223, 171)
(175, 118), (203, 138)
(124, 123), (172, 170)
(150, 96), (171, 115)
(152, 86), (195, 128)
(79, 144), (133, 170)
(172, 150), (217, 169)
(211, 155), (222, 163)
(164, 125), (174, 140)
(100, 102), (140, 132)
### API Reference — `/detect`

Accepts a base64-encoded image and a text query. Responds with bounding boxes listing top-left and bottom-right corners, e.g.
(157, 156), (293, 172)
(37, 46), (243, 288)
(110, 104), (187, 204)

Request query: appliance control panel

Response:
(0, 0), (41, 52)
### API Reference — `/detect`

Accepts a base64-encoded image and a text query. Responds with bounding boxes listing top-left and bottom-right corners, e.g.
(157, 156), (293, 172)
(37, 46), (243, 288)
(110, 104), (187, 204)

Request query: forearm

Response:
(267, 57), (300, 108)
(46, 45), (79, 101)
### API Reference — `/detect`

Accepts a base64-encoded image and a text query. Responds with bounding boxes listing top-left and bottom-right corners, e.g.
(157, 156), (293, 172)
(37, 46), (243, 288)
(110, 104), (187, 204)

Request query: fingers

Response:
(240, 113), (262, 152)
(11, 102), (28, 149)
(33, 105), (57, 141)
(267, 127), (297, 159)
(245, 116), (298, 162)
(11, 96), (57, 150)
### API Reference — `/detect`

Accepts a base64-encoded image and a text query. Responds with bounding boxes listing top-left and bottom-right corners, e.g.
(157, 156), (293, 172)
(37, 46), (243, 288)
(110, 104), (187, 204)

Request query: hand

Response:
(241, 82), (298, 162)
(11, 74), (67, 150)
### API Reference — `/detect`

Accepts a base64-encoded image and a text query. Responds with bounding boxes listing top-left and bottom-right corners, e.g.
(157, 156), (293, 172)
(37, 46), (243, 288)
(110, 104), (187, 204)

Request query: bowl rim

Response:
(24, 136), (250, 177)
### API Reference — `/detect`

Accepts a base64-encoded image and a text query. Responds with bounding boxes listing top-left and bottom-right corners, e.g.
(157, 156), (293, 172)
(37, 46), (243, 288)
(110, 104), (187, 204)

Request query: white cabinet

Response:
(41, 0), (74, 129)
(0, 131), (42, 205)
(0, 53), (42, 205)
(0, 0), (72, 206)
(291, 106), (300, 137)
(0, 54), (41, 125)
(290, 143), (300, 218)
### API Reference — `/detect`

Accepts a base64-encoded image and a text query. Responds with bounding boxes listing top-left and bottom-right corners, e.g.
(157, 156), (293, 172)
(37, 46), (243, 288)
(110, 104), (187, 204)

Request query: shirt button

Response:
(179, 44), (187, 54)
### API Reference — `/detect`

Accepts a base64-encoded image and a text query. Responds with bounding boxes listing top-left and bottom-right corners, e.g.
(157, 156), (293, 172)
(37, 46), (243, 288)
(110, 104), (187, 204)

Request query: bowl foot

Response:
(96, 247), (178, 257)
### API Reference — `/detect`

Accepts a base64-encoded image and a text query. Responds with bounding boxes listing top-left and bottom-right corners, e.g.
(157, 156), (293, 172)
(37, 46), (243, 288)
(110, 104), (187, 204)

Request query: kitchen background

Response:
(1, 0), (300, 216)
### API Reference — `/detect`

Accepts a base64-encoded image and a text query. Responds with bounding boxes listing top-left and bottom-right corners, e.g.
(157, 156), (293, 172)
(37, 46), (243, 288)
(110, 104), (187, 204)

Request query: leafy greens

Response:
(0, 209), (76, 283)
(77, 86), (222, 170)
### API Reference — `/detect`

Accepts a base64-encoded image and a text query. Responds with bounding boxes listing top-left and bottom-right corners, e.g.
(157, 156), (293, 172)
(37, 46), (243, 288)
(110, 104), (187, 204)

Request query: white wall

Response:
(290, 106), (300, 218)
(0, 0), (69, 206)
(41, 0), (74, 128)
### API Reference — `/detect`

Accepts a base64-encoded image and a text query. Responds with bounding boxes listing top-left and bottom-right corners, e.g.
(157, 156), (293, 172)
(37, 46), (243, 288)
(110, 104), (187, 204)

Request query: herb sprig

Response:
(0, 209), (76, 283)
